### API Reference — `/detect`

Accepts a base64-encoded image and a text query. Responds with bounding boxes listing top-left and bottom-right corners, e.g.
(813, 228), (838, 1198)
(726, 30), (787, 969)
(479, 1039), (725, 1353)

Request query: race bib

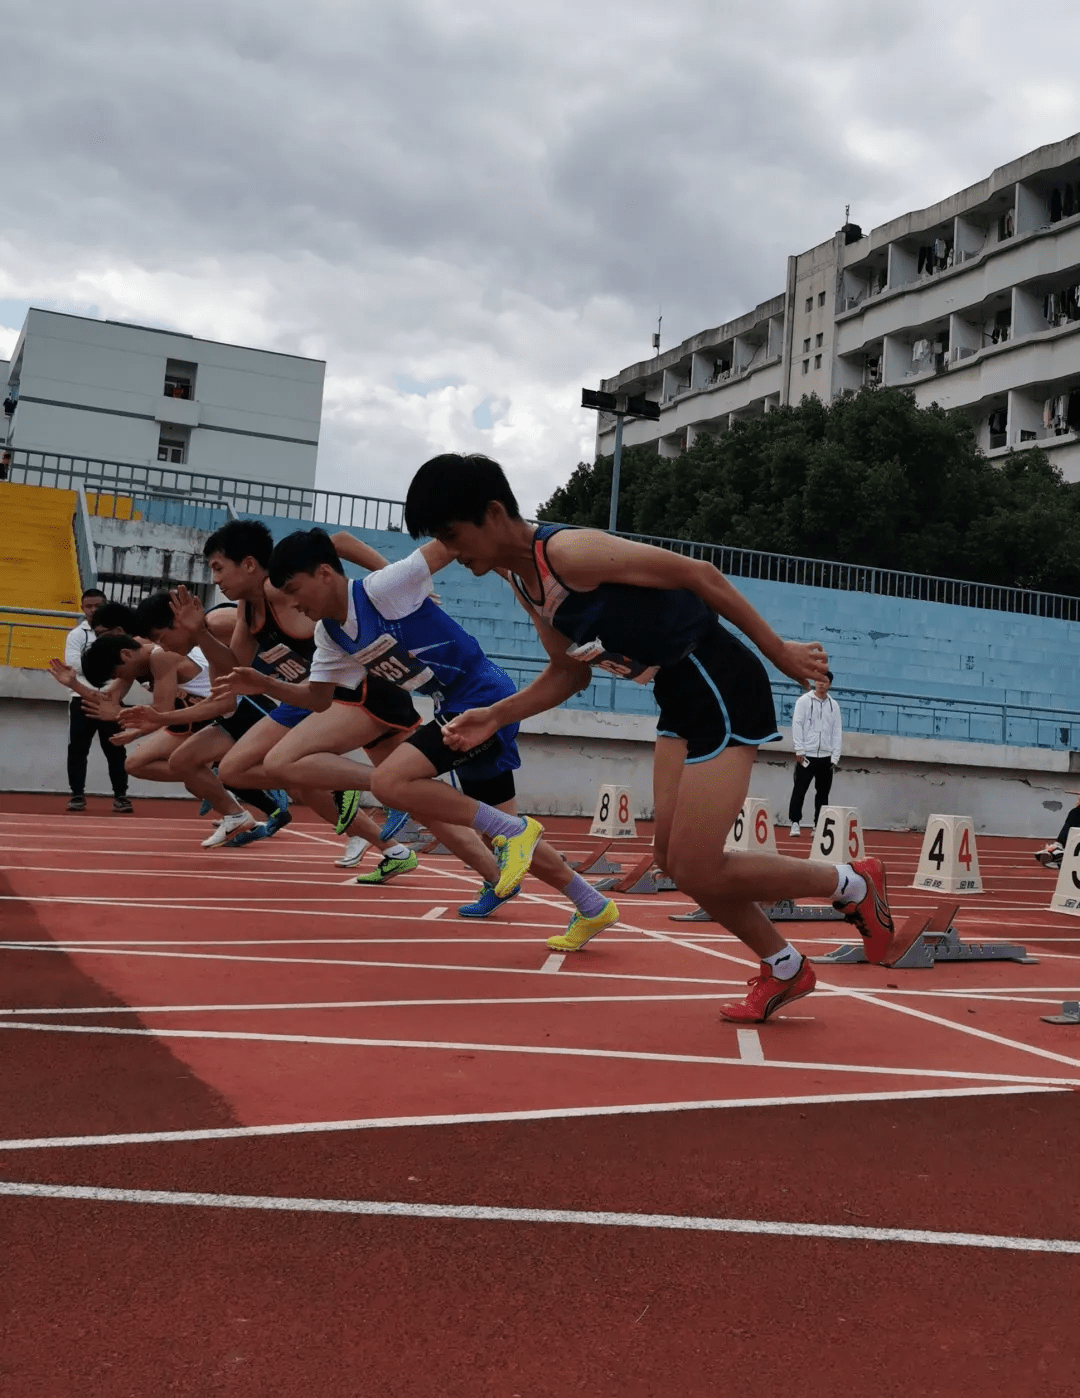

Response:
(355, 633), (443, 698)
(566, 639), (658, 685)
(255, 641), (310, 684)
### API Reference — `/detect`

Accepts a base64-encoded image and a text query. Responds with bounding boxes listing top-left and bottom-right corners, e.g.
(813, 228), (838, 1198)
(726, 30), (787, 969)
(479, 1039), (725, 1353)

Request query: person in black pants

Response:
(57, 590), (133, 813)
(787, 671), (842, 836)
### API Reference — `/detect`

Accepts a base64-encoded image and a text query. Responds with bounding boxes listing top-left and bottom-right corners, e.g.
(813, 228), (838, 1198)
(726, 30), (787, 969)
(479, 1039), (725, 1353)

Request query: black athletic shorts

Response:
(166, 696), (214, 735)
(653, 621), (780, 763)
(406, 713), (520, 803)
(216, 694), (275, 742)
(332, 672), (421, 751)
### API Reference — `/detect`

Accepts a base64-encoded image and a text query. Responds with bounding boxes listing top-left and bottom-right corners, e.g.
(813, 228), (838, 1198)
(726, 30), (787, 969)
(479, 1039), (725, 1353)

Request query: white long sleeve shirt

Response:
(64, 619), (99, 691)
(791, 690), (842, 764)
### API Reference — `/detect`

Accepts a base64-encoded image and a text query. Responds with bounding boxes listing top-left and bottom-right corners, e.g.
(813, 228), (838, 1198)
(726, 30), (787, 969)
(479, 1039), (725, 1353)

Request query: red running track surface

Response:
(1, 800), (1078, 1396)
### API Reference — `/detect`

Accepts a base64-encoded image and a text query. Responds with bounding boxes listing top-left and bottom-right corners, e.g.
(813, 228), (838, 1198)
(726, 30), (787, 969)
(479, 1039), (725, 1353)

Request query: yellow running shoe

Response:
(492, 816), (544, 898)
(548, 898), (619, 952)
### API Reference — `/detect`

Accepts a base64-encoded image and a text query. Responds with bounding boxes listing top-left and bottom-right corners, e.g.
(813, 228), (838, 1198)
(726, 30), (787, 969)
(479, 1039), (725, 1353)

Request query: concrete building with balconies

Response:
(598, 133), (1080, 481)
(0, 309), (324, 488)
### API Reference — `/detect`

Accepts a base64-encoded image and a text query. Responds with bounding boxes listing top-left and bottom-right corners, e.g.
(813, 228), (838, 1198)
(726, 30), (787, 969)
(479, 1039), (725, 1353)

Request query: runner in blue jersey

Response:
(221, 526), (619, 936)
(402, 453), (920, 1023)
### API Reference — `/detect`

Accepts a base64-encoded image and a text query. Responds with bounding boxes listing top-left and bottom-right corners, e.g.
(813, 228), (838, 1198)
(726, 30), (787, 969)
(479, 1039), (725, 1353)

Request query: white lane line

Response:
(421, 907), (448, 921)
(3, 1181), (1078, 1254)
(1, 1020), (1076, 1088)
(540, 954), (565, 974)
(737, 1029), (765, 1064)
(0, 943), (732, 988)
(0, 1084), (1064, 1152)
(279, 827), (343, 848)
(0, 899), (569, 929)
(0, 992), (744, 1018)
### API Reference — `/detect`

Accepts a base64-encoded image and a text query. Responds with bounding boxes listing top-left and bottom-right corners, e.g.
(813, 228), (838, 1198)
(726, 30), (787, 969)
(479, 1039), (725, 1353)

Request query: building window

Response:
(814, 354), (822, 369)
(803, 338), (811, 353)
(164, 357), (198, 401)
(802, 360), (809, 375)
(158, 434), (187, 464)
(805, 297), (813, 313)
(818, 291), (826, 307)
(816, 333), (824, 348)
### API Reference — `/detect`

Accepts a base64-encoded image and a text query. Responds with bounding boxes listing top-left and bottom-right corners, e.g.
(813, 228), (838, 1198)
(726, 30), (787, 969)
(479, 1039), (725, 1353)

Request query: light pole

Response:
(581, 389), (661, 533)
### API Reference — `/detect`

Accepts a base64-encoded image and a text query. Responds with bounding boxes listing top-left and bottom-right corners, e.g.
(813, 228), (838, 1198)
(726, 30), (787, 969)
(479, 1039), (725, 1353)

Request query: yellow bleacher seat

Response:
(0, 482), (84, 670)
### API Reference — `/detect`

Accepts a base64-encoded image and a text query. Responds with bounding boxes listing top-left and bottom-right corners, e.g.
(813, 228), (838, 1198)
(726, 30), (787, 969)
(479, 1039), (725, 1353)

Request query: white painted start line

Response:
(2, 1180), (1077, 1254)
(0, 1084), (1064, 1152)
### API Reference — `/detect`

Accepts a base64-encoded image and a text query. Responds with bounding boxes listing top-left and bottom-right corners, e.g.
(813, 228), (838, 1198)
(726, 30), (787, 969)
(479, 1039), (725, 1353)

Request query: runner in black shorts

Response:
(403, 453), (914, 1020)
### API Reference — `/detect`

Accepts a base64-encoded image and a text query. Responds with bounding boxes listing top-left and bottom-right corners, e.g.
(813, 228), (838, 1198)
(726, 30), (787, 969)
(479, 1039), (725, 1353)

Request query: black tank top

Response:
(510, 523), (715, 675)
(242, 597), (316, 684)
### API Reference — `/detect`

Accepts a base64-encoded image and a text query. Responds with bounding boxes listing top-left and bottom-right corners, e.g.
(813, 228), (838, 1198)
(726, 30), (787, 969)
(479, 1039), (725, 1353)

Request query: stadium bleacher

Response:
(0, 482), (83, 669)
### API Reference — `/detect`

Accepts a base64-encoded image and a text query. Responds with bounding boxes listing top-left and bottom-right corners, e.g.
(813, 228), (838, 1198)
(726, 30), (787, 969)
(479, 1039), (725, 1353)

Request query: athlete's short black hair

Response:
(268, 529), (344, 588)
(404, 454), (521, 538)
(133, 591), (176, 637)
(92, 601), (137, 634)
(82, 633), (139, 688)
(203, 519), (274, 568)
(81, 586), (107, 601)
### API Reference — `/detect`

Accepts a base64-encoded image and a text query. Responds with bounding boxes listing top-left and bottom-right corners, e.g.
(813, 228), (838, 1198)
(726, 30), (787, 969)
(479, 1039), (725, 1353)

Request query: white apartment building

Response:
(0, 309), (325, 488)
(598, 133), (1080, 482)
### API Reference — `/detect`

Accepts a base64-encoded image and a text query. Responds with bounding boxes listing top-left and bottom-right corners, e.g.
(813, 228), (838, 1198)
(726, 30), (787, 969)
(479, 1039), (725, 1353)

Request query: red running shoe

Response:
(719, 956), (817, 1023)
(834, 856), (895, 964)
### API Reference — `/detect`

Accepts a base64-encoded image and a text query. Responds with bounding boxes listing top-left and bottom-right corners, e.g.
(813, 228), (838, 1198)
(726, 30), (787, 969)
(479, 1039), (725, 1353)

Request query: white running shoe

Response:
(201, 811), (256, 849)
(335, 836), (369, 868)
(790, 823), (801, 837)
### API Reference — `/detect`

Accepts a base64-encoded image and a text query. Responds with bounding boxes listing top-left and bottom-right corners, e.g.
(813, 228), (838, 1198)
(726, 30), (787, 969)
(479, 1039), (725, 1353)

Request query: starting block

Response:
(1041, 1001), (1080, 1025)
(811, 902), (1038, 969)
(809, 806), (866, 864)
(595, 851), (676, 895)
(724, 797), (777, 854)
(669, 900), (844, 924)
(568, 839), (622, 875)
(590, 784), (636, 839)
(1049, 831), (1080, 916)
(912, 814), (983, 894)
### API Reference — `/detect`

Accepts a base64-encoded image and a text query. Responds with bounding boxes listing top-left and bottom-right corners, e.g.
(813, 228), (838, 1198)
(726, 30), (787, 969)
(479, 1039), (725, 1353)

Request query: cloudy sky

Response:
(3, 0), (1080, 511)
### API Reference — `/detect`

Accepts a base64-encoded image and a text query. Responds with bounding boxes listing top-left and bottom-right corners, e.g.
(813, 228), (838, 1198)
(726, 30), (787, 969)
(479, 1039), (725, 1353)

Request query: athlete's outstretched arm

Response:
(544, 529), (828, 686)
(212, 669), (336, 714)
(331, 533), (389, 572)
(119, 686), (237, 732)
(169, 586), (257, 673)
(440, 611), (592, 752)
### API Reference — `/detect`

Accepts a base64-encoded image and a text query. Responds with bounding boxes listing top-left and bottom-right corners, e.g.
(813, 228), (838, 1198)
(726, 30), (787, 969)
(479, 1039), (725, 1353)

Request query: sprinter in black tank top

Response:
(404, 453), (920, 1023)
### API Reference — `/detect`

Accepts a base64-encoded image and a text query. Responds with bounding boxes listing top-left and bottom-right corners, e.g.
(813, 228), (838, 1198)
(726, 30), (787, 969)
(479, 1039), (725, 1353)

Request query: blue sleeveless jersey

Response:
(510, 523), (716, 673)
(322, 579), (515, 712)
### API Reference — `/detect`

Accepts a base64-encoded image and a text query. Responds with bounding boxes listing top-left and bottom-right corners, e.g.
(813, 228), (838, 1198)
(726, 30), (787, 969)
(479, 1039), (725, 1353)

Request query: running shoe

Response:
(334, 789), (363, 836)
(1035, 842), (1064, 869)
(833, 856), (895, 965)
(266, 789), (290, 816)
(379, 808), (410, 842)
(112, 797), (134, 814)
(335, 836), (369, 868)
(354, 850), (419, 884)
(67, 795), (86, 812)
(201, 811), (256, 848)
(719, 957), (817, 1023)
(198, 798), (213, 817)
(492, 817), (544, 899)
(457, 882), (521, 918)
(547, 898), (619, 951)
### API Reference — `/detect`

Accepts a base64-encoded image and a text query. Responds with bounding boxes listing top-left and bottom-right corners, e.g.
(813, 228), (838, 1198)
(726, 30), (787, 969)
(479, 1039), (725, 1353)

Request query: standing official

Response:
(788, 670), (841, 836)
(63, 587), (133, 813)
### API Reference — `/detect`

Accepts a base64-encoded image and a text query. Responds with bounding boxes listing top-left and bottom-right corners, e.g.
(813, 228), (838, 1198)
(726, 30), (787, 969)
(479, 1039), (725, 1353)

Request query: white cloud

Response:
(3, 0), (1080, 511)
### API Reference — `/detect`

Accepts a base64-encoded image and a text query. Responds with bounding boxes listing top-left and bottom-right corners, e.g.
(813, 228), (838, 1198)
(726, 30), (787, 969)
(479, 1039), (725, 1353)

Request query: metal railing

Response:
(8, 446), (1080, 618)
(0, 608), (79, 669)
(9, 448), (405, 532)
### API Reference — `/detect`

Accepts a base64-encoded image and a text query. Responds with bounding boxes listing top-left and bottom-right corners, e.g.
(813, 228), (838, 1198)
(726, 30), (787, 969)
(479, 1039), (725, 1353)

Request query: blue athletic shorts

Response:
(268, 702), (312, 729)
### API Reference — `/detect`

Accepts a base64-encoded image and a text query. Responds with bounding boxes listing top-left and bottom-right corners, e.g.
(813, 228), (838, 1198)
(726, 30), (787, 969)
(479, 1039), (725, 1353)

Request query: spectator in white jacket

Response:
(788, 670), (842, 836)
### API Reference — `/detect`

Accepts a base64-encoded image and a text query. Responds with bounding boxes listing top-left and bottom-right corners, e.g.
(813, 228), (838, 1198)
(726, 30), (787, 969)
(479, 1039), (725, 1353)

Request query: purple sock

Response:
(563, 873), (608, 918)
(471, 803), (527, 840)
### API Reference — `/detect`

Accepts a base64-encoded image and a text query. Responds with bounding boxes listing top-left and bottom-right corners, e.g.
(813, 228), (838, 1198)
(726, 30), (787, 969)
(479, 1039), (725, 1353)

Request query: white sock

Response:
(832, 863), (867, 904)
(384, 842), (411, 859)
(764, 945), (802, 981)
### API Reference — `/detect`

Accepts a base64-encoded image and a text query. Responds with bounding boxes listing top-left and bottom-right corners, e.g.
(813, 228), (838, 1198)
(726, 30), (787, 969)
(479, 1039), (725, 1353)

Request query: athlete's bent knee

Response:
(370, 766), (405, 807)
(668, 846), (734, 894)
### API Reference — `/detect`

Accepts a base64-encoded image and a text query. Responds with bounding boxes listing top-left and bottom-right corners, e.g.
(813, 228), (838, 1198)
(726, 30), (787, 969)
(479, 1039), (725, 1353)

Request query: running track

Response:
(2, 796), (1078, 1396)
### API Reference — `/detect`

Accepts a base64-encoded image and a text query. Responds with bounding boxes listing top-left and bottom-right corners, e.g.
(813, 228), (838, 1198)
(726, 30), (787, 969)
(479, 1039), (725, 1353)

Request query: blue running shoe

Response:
(198, 798), (213, 817)
(266, 790), (290, 816)
(458, 882), (521, 919)
(379, 808), (409, 842)
(231, 808), (292, 846)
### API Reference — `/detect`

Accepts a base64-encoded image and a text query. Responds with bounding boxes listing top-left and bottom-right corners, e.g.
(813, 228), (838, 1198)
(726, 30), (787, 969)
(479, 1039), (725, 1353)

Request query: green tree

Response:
(537, 388), (1080, 592)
